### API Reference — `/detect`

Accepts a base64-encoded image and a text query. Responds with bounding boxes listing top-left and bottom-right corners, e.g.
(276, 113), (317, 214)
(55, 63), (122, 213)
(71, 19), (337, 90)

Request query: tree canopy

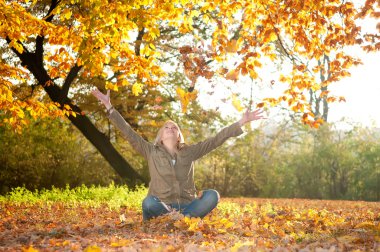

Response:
(1, 0), (379, 129)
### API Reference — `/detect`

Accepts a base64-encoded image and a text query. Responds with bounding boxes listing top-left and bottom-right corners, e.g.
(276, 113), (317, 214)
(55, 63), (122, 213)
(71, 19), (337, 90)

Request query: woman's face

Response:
(161, 122), (180, 142)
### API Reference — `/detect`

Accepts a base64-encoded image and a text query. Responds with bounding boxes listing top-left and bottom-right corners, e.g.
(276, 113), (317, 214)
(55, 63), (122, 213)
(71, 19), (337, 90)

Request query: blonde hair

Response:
(154, 120), (185, 149)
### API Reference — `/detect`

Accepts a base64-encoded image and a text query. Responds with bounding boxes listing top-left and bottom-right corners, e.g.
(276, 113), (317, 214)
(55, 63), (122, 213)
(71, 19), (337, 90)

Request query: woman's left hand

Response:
(238, 108), (266, 126)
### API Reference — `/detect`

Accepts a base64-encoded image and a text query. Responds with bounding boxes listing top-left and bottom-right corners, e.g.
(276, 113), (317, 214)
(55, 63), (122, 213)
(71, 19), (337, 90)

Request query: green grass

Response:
(0, 183), (147, 210)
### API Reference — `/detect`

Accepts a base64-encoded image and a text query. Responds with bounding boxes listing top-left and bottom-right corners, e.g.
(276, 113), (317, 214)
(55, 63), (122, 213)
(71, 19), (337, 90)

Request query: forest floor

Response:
(0, 194), (379, 251)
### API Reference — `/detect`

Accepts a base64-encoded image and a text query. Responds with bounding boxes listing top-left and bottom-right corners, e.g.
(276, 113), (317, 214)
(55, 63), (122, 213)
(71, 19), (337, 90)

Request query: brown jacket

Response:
(108, 110), (244, 204)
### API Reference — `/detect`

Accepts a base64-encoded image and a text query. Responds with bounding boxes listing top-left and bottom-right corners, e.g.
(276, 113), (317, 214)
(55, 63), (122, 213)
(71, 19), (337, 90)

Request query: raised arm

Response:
(91, 88), (152, 158)
(186, 108), (265, 161)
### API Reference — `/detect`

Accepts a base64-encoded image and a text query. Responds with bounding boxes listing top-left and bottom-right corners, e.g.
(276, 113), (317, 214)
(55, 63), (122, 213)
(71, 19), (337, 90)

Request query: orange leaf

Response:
(225, 69), (239, 82)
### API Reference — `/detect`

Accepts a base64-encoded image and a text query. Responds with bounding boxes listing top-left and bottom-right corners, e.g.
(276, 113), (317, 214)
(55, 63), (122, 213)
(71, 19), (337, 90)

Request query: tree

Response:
(1, 0), (378, 182)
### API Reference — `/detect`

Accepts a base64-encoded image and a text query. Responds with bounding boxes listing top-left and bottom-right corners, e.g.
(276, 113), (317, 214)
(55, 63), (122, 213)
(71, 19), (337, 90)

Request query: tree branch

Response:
(135, 28), (145, 56)
(5, 37), (31, 59)
(35, 35), (44, 67)
(44, 0), (61, 22)
(59, 64), (82, 104)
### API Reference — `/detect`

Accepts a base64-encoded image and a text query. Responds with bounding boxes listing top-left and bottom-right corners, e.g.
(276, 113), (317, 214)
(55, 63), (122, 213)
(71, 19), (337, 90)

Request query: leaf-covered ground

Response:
(0, 187), (379, 251)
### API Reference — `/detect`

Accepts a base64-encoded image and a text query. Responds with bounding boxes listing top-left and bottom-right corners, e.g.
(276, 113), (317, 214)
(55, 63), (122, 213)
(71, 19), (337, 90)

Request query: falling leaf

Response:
(226, 39), (239, 53)
(232, 94), (243, 112)
(225, 69), (239, 82)
(176, 87), (198, 113)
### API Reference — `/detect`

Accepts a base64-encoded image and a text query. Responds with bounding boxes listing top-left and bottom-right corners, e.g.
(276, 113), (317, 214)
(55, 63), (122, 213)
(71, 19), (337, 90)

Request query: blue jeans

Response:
(142, 189), (220, 221)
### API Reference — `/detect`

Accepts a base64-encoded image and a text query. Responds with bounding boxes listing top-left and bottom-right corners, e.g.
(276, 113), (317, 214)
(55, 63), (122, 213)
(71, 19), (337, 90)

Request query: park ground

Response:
(0, 186), (379, 251)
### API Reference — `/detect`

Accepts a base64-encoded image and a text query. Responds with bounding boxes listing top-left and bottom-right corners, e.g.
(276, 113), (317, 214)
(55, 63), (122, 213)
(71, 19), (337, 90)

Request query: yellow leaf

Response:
(110, 239), (131, 247)
(355, 221), (376, 230)
(231, 241), (255, 252)
(132, 82), (143, 96)
(62, 240), (70, 246)
(17, 110), (25, 119)
(105, 82), (118, 91)
(9, 40), (23, 54)
(83, 245), (101, 252)
(6, 90), (13, 102)
(232, 94), (243, 112)
(61, 9), (72, 20)
(22, 246), (39, 252)
(225, 69), (239, 82)
(243, 231), (254, 237)
(226, 39), (239, 53)
(110, 51), (118, 59)
(176, 87), (198, 113)
(217, 228), (227, 234)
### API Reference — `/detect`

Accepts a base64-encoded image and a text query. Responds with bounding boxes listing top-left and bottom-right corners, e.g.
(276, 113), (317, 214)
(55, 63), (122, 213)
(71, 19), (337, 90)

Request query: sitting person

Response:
(92, 88), (265, 220)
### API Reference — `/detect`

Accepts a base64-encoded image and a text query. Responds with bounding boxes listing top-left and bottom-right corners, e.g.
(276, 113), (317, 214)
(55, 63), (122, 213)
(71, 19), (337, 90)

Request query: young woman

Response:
(92, 89), (265, 221)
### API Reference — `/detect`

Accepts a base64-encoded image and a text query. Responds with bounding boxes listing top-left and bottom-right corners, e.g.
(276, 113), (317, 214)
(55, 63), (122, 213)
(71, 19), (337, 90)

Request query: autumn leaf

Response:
(22, 246), (38, 252)
(225, 69), (239, 82)
(83, 245), (102, 252)
(60, 9), (72, 21)
(226, 39), (239, 53)
(9, 40), (24, 54)
(132, 83), (143, 96)
(232, 94), (243, 112)
(110, 239), (132, 247)
(176, 87), (198, 113)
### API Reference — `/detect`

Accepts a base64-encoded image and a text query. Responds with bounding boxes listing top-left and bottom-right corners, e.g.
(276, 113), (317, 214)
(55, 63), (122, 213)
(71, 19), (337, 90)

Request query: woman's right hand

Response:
(91, 88), (112, 110)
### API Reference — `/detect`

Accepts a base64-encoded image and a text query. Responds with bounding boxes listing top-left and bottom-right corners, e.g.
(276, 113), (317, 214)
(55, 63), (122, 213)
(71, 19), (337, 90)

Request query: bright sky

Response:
(329, 51), (380, 128)
(197, 49), (380, 129)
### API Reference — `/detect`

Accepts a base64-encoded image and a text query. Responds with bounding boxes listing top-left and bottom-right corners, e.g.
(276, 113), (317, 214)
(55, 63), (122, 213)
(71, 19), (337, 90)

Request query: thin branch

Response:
(59, 64), (82, 103)
(44, 0), (61, 22)
(157, 53), (182, 62)
(269, 20), (295, 63)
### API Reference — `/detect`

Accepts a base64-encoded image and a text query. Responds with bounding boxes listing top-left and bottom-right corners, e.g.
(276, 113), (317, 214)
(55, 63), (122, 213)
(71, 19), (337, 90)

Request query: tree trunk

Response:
(312, 55), (330, 121)
(221, 165), (230, 195)
(68, 110), (146, 184)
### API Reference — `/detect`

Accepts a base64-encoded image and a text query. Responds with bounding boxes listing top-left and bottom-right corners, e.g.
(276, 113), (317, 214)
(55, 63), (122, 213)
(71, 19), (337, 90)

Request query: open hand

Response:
(238, 108), (266, 126)
(91, 88), (112, 110)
